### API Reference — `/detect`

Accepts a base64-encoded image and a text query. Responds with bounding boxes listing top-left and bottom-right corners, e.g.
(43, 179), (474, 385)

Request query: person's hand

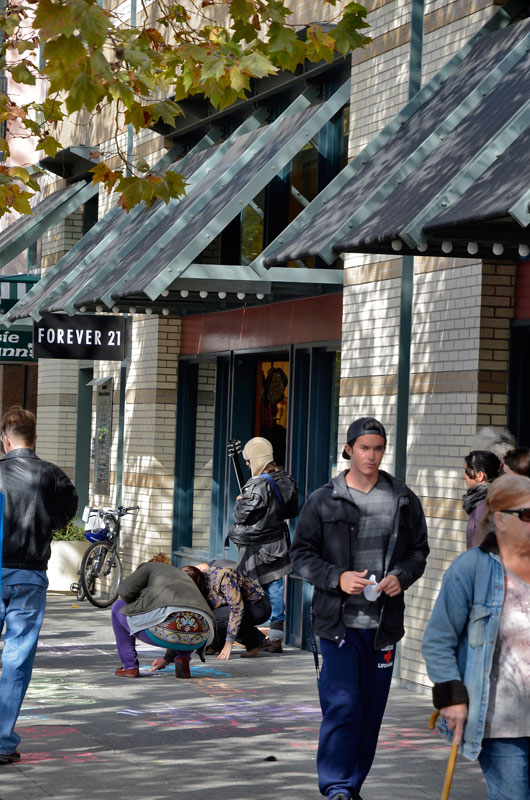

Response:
(440, 703), (468, 745)
(151, 657), (170, 670)
(377, 574), (402, 597)
(217, 642), (233, 660)
(339, 570), (374, 594)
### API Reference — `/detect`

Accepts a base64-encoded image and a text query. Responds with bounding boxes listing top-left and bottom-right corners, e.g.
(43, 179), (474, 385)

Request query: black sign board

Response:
(34, 314), (126, 361)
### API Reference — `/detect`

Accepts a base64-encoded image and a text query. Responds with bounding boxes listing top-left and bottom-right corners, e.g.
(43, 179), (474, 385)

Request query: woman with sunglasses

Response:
(463, 450), (503, 549)
(423, 473), (530, 800)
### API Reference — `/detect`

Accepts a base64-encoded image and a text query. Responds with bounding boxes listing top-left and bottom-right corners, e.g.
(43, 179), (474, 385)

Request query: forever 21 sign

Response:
(34, 314), (126, 361)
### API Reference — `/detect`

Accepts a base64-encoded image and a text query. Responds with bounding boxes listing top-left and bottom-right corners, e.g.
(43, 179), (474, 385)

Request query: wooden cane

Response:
(428, 710), (460, 800)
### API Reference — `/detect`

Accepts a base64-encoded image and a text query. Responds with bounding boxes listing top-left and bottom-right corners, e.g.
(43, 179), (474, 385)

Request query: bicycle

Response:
(76, 505), (139, 608)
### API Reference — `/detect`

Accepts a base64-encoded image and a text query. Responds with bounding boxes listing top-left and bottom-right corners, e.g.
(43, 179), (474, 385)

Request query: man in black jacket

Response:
(291, 417), (428, 800)
(228, 437), (298, 654)
(0, 406), (77, 764)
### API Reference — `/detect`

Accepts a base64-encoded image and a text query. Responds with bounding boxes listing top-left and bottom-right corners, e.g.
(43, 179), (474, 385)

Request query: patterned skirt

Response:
(145, 610), (213, 650)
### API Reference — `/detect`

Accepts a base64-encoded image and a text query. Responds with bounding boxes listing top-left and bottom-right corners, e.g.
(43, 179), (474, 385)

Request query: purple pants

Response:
(111, 598), (190, 670)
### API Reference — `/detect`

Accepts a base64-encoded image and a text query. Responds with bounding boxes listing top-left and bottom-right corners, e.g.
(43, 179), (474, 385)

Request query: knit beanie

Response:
(243, 437), (274, 477)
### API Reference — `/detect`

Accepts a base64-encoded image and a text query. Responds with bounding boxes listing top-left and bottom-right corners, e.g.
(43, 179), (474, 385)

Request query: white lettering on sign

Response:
(38, 327), (122, 346)
(0, 332), (19, 343)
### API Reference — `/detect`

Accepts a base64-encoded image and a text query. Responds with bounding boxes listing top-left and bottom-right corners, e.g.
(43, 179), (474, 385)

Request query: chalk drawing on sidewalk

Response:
(25, 673), (98, 706)
(14, 726), (105, 764)
(138, 664), (231, 677)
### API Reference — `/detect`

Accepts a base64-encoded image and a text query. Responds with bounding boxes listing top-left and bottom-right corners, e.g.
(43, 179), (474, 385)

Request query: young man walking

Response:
(291, 417), (429, 800)
(0, 406), (78, 763)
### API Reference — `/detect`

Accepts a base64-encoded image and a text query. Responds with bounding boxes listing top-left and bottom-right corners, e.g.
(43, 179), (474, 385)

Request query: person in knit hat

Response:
(228, 437), (298, 655)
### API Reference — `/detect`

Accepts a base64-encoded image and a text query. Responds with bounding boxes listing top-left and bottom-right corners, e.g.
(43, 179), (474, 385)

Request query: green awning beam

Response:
(138, 82), (350, 301)
(0, 180), (98, 270)
(7, 129), (229, 322)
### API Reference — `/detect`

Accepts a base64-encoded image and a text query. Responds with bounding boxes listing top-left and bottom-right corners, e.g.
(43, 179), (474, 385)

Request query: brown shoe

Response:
(239, 645), (262, 658)
(260, 638), (282, 653)
(174, 655), (191, 679)
(115, 667), (140, 677)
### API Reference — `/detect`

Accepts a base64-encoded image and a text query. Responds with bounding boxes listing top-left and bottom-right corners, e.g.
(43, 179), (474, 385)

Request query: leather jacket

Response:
(0, 448), (78, 571)
(228, 469), (299, 546)
(291, 470), (429, 649)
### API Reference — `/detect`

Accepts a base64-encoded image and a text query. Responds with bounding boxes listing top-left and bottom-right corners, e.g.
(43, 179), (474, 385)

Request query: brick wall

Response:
(340, 0), (500, 687)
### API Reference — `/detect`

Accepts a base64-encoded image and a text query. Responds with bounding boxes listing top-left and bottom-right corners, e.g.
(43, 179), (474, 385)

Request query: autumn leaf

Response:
(90, 162), (121, 189)
(34, 0), (76, 39)
(10, 62), (37, 85)
(66, 71), (104, 112)
(36, 135), (62, 157)
(44, 36), (86, 71)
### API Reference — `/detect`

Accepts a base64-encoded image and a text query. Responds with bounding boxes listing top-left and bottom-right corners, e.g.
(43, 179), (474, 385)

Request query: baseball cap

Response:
(342, 417), (387, 459)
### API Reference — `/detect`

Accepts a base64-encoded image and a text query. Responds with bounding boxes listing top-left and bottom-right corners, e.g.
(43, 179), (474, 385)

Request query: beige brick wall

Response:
(340, 0), (501, 687)
(91, 314), (181, 574)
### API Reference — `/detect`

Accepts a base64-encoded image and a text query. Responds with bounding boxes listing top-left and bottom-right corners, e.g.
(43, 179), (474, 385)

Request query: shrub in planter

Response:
(49, 519), (88, 592)
(53, 519), (86, 541)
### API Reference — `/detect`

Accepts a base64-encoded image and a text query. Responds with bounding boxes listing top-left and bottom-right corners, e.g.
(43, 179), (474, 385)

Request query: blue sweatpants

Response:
(317, 628), (394, 799)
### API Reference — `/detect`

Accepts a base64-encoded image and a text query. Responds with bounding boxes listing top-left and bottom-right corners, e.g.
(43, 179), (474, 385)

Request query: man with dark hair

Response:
(0, 406), (78, 764)
(291, 417), (429, 800)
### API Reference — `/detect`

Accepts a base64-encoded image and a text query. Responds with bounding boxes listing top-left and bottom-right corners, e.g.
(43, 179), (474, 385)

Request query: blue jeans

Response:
(479, 738), (530, 800)
(263, 577), (285, 631)
(317, 628), (394, 799)
(0, 583), (47, 754)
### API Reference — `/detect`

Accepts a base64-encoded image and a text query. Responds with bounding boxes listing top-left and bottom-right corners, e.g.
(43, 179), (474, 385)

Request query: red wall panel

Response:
(180, 293), (342, 355)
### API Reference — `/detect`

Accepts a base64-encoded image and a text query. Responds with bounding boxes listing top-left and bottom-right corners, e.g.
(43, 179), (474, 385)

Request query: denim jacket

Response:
(422, 546), (504, 761)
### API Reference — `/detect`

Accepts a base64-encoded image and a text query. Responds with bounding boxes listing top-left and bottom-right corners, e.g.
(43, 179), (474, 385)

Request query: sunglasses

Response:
(500, 508), (530, 522)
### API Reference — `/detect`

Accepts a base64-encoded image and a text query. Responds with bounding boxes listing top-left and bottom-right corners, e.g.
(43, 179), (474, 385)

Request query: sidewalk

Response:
(0, 594), (488, 800)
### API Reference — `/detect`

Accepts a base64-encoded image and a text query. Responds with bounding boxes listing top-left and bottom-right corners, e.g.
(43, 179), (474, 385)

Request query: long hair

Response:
(478, 473), (530, 548)
(181, 565), (210, 603)
(149, 552), (171, 564)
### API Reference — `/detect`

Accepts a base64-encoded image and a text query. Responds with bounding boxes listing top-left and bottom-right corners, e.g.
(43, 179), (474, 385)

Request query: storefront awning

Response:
(0, 180), (99, 270)
(4, 82), (349, 322)
(257, 4), (530, 266)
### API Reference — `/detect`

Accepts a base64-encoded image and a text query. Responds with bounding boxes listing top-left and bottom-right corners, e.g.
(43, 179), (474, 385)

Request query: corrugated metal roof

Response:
(259, 7), (530, 265)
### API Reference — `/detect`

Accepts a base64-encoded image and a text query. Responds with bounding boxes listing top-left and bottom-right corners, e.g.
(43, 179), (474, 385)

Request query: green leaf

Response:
(36, 97), (66, 124)
(109, 82), (134, 109)
(65, 71), (103, 112)
(239, 51), (277, 79)
(10, 62), (37, 86)
(122, 47), (152, 70)
(78, 2), (109, 47)
(201, 54), (226, 82)
(0, 138), (10, 155)
(34, 0), (76, 39)
(36, 135), (62, 157)
(229, 65), (249, 93)
(15, 41), (36, 55)
(163, 169), (187, 197)
(3, 13), (21, 36)
(135, 158), (150, 173)
(230, 0), (255, 23)
(89, 50), (113, 82)
(267, 23), (298, 53)
(152, 99), (182, 127)
(124, 103), (152, 132)
(12, 190), (34, 215)
(332, 5), (371, 55)
(44, 36), (86, 71)
(8, 166), (32, 183)
(116, 175), (154, 211)
(271, 37), (306, 70)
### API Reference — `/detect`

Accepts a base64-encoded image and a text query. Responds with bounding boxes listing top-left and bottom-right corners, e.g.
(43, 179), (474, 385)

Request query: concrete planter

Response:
(47, 540), (89, 592)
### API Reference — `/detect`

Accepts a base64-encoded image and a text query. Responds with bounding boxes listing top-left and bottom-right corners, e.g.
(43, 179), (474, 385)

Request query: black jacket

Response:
(228, 469), (298, 546)
(0, 448), (78, 571)
(291, 470), (429, 649)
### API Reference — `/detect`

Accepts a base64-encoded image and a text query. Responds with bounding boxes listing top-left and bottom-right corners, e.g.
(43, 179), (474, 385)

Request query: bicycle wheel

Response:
(80, 541), (122, 608)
